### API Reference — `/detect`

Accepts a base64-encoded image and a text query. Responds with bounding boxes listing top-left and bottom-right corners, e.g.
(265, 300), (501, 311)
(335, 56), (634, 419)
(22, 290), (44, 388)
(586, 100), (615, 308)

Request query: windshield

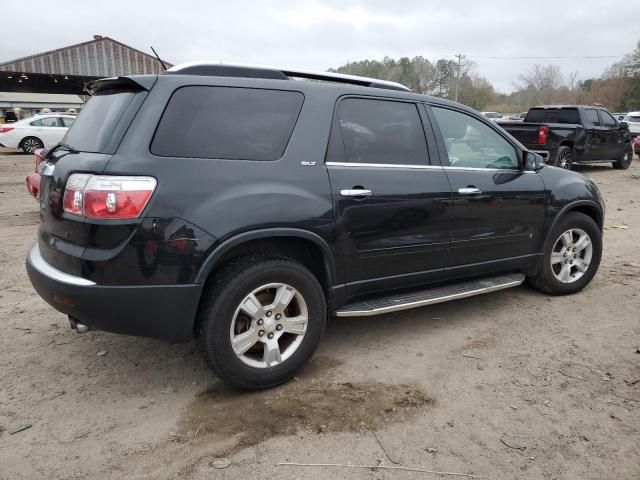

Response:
(624, 115), (640, 123)
(63, 90), (141, 153)
(525, 108), (579, 124)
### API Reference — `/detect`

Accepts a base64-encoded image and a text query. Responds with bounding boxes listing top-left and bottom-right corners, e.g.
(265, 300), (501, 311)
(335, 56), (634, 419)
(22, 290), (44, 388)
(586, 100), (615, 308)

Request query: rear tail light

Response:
(537, 125), (549, 145)
(34, 148), (46, 172)
(63, 174), (157, 219)
(0, 126), (14, 133)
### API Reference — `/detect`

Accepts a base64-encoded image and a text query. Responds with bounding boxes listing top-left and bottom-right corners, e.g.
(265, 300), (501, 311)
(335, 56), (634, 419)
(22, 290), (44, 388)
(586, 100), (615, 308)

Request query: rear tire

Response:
(612, 143), (633, 170)
(527, 212), (602, 295)
(553, 146), (573, 170)
(20, 137), (44, 154)
(197, 255), (326, 390)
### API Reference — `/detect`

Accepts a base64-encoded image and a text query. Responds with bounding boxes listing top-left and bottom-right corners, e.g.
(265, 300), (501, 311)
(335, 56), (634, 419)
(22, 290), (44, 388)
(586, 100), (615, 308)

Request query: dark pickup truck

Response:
(498, 106), (634, 170)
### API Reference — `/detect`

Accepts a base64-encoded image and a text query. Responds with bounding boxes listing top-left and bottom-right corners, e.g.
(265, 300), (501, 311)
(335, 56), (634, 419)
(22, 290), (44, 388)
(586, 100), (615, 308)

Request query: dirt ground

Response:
(0, 147), (638, 480)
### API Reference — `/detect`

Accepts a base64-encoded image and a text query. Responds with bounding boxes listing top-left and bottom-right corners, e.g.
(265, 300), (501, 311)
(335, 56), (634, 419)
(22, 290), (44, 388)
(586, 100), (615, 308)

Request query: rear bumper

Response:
(26, 243), (202, 342)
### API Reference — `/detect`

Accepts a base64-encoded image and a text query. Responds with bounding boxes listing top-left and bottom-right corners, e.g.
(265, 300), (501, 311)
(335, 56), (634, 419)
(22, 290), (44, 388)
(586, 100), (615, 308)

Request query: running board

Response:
(335, 273), (525, 317)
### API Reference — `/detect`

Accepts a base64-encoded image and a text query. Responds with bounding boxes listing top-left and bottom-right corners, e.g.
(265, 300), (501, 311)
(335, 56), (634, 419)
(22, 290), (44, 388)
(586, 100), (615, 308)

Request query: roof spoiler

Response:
(84, 76), (157, 95)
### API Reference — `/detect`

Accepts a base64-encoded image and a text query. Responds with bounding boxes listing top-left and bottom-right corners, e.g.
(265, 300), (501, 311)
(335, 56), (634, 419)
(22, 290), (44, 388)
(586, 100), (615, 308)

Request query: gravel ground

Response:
(0, 148), (638, 480)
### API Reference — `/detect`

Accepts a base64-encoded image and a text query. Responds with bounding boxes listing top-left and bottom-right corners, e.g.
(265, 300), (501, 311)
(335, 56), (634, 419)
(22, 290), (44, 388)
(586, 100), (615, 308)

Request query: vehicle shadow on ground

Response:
(0, 148), (28, 156)
(572, 164), (614, 173)
(74, 284), (536, 392)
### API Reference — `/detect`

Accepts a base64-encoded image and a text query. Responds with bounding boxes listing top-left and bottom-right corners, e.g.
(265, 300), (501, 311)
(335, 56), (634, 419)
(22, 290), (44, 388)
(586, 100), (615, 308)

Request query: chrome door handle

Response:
(340, 189), (373, 197)
(458, 187), (482, 195)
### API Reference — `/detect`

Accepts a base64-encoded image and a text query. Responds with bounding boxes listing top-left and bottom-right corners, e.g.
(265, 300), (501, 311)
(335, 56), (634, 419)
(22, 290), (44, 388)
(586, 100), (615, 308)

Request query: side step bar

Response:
(335, 273), (525, 317)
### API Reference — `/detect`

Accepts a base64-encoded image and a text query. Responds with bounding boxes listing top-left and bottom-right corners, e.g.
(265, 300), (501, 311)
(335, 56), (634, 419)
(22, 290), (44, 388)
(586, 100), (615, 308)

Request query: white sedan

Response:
(0, 114), (76, 153)
(481, 111), (503, 122)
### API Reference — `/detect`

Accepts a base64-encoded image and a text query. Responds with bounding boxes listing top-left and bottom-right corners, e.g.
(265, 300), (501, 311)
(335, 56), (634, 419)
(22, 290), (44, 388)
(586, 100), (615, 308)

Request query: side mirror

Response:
(619, 121), (629, 130)
(524, 151), (545, 171)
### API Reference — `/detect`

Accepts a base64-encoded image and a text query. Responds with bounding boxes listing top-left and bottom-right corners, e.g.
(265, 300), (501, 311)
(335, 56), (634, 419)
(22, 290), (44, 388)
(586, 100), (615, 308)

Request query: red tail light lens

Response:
(537, 125), (549, 145)
(34, 148), (46, 172)
(0, 126), (14, 133)
(63, 174), (157, 219)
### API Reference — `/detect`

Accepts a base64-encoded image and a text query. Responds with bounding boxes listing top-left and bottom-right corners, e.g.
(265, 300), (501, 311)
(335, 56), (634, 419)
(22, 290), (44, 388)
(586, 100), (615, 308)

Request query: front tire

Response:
(20, 136), (44, 154)
(612, 143), (633, 170)
(197, 255), (326, 390)
(528, 212), (602, 295)
(553, 146), (574, 170)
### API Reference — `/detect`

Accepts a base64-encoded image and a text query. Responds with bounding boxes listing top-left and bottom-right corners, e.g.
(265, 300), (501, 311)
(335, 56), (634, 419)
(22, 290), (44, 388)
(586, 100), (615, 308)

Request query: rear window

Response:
(525, 108), (579, 124)
(64, 90), (139, 153)
(151, 86), (304, 160)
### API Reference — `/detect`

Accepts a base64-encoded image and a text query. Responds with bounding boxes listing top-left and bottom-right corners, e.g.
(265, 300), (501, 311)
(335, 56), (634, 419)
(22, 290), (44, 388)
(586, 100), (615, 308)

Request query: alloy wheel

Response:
(623, 145), (632, 166)
(550, 228), (593, 283)
(22, 138), (41, 153)
(558, 149), (572, 169)
(229, 283), (308, 368)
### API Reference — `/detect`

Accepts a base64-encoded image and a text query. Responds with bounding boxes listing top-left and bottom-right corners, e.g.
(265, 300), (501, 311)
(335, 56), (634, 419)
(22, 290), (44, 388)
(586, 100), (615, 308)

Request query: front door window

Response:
(431, 107), (518, 170)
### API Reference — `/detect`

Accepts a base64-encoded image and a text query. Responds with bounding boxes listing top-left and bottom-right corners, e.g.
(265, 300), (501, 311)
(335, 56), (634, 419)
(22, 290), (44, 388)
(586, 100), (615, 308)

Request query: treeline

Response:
(330, 40), (640, 113)
(329, 56), (495, 110)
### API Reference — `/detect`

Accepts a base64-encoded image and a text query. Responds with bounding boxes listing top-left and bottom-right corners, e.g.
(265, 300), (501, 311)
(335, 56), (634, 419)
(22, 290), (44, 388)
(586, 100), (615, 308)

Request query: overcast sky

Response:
(1, 0), (638, 93)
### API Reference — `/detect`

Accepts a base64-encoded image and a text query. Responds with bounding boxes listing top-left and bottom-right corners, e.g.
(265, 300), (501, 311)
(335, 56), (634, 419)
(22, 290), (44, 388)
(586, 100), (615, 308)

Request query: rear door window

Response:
(31, 117), (61, 127)
(333, 97), (429, 165)
(151, 86), (304, 160)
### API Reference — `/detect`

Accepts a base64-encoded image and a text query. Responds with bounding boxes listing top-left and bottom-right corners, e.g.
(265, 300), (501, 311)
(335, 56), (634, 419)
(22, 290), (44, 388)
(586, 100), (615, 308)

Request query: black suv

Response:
(27, 63), (605, 389)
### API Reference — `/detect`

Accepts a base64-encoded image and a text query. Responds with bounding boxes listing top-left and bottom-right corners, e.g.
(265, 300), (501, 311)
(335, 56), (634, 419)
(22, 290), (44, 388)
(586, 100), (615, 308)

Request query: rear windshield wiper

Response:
(46, 142), (79, 159)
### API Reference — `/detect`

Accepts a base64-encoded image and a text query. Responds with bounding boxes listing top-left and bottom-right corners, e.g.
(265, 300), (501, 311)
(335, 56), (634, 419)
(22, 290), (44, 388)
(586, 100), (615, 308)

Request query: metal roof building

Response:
(0, 35), (171, 79)
(0, 35), (172, 121)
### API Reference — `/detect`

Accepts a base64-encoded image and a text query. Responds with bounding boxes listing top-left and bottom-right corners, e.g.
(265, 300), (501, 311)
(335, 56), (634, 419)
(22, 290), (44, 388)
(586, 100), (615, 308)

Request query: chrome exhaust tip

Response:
(68, 316), (90, 334)
(75, 322), (90, 333)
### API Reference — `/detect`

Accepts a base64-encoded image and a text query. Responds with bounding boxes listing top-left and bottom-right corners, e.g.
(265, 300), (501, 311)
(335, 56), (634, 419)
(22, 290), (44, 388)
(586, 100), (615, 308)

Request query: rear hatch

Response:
(38, 76), (155, 276)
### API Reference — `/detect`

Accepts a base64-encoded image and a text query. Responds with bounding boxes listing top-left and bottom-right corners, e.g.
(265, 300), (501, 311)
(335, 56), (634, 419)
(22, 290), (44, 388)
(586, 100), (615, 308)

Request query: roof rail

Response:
(165, 61), (412, 92)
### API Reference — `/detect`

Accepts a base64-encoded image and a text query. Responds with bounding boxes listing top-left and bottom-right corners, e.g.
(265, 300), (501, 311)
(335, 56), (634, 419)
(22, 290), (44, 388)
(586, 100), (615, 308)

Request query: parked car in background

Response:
(500, 113), (525, 122)
(3, 111), (18, 123)
(622, 112), (640, 138)
(612, 112), (627, 121)
(498, 105), (633, 170)
(0, 114), (75, 153)
(482, 111), (503, 121)
(27, 64), (605, 390)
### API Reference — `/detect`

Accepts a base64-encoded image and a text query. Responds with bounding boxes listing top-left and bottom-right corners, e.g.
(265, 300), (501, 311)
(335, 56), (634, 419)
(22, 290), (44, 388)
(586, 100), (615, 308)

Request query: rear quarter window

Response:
(151, 86), (304, 160)
(64, 90), (140, 153)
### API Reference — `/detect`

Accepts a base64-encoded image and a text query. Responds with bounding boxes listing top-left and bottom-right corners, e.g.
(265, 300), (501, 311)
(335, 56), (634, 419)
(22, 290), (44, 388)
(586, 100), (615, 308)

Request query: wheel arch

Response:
(545, 200), (603, 249)
(195, 228), (337, 295)
(558, 140), (574, 150)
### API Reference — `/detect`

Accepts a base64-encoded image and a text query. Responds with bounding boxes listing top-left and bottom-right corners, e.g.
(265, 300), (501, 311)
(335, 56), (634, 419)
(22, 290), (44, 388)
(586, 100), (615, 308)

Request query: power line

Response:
(466, 55), (623, 60)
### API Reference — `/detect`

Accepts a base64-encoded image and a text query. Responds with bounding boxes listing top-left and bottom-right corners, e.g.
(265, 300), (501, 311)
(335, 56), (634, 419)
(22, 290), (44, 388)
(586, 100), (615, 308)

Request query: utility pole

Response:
(454, 54), (465, 102)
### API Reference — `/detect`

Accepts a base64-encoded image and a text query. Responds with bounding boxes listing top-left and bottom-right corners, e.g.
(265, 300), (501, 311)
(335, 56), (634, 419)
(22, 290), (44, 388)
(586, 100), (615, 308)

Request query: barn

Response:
(0, 35), (171, 121)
